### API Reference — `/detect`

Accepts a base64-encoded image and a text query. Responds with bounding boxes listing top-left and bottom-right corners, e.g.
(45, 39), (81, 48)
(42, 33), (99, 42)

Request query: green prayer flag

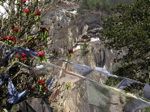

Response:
(86, 79), (117, 112)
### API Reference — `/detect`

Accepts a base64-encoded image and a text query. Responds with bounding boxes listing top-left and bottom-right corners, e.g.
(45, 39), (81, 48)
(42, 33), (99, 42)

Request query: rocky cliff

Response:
(38, 1), (128, 112)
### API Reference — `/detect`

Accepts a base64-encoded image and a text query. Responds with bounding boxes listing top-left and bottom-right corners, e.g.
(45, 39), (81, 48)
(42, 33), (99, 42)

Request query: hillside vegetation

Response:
(79, 0), (135, 13)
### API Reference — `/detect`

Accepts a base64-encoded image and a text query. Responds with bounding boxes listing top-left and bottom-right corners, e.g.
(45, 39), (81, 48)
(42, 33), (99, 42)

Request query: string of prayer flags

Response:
(86, 79), (150, 112)
(4, 44), (148, 90)
(117, 78), (138, 89)
(3, 43), (148, 86)
(48, 55), (119, 77)
(94, 67), (119, 78)
(46, 77), (55, 89)
(72, 64), (94, 76)
(3, 51), (16, 66)
(143, 84), (150, 100)
(2, 44), (150, 106)
(48, 56), (72, 64)
(16, 47), (38, 57)
(124, 98), (150, 112)
(7, 81), (28, 104)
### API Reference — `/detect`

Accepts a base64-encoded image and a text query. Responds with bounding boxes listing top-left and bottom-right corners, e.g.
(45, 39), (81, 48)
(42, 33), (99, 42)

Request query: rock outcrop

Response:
(39, 1), (127, 112)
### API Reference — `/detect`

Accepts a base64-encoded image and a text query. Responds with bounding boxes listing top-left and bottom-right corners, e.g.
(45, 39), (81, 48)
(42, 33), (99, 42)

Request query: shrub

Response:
(0, 0), (51, 111)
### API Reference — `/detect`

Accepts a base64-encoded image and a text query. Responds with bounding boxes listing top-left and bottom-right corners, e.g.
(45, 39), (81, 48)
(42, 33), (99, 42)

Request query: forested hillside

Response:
(79, 0), (135, 13)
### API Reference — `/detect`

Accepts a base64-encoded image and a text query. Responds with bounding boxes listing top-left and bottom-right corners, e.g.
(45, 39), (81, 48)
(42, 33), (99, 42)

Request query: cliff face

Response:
(40, 1), (126, 112)
(42, 2), (120, 71)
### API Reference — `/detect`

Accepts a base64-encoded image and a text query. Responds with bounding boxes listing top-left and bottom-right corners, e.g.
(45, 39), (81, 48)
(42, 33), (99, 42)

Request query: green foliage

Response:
(104, 0), (150, 87)
(66, 83), (71, 89)
(78, 0), (135, 13)
(145, 107), (150, 112)
(0, 0), (50, 111)
(37, 56), (47, 63)
(81, 42), (89, 56)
